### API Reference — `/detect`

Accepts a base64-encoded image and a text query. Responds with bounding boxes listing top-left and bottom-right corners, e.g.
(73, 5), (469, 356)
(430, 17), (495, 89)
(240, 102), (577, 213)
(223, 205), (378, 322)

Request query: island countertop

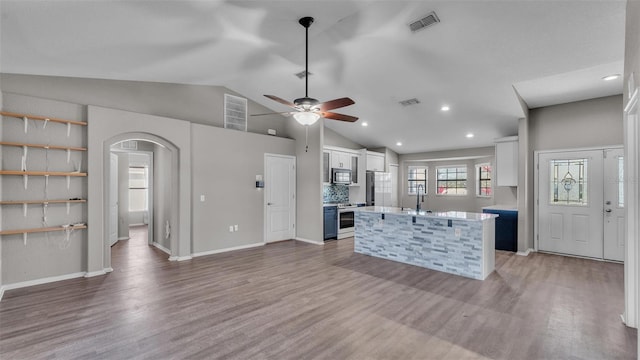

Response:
(355, 206), (498, 221)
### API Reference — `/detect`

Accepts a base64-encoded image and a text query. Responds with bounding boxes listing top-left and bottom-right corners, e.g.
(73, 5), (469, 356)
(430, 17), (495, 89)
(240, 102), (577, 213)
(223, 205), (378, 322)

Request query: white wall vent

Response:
(409, 11), (440, 33)
(224, 94), (248, 132)
(120, 140), (138, 150)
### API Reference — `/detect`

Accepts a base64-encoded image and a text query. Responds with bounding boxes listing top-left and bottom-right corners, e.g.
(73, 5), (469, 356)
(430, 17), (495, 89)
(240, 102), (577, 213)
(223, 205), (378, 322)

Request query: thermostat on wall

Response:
(267, 129), (276, 136)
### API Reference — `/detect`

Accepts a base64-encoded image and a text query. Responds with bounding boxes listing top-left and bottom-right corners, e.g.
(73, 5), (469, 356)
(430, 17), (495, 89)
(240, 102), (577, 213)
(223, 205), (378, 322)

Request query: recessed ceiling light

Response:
(602, 74), (621, 81)
(361, 122), (368, 127)
(441, 105), (450, 111)
(396, 142), (403, 146)
(465, 133), (474, 138)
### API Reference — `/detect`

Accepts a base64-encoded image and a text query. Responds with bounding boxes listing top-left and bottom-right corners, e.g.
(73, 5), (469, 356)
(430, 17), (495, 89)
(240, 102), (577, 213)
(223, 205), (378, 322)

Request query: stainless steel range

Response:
(337, 203), (364, 239)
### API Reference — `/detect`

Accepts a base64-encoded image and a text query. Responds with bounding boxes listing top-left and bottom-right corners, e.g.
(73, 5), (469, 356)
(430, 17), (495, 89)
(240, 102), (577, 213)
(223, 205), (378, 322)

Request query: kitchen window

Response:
(407, 166), (427, 195)
(476, 163), (492, 197)
(129, 166), (149, 212)
(436, 166), (467, 195)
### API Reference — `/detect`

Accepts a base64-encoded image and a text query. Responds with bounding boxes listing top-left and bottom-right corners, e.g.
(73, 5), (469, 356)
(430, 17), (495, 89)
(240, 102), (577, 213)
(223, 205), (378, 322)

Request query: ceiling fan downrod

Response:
(299, 16), (314, 99)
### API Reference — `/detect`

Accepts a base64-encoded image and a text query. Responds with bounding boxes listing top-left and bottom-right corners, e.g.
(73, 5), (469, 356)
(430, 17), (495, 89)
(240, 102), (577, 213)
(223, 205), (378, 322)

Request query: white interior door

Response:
(109, 153), (119, 246)
(389, 164), (399, 207)
(603, 148), (625, 261)
(538, 150), (604, 258)
(265, 154), (296, 243)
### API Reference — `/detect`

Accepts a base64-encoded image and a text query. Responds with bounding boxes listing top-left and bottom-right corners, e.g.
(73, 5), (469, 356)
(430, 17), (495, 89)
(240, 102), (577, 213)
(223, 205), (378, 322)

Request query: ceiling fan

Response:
(253, 16), (358, 126)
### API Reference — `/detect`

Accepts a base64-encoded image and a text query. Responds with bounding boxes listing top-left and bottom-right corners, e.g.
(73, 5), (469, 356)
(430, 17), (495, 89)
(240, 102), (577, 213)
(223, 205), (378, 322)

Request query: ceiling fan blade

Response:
(264, 95), (297, 109)
(318, 97), (355, 112)
(251, 111), (294, 117)
(321, 111), (359, 123)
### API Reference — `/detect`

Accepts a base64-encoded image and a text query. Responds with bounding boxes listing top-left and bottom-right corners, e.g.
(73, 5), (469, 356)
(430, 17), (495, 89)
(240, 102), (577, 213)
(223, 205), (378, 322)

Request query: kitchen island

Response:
(354, 206), (497, 280)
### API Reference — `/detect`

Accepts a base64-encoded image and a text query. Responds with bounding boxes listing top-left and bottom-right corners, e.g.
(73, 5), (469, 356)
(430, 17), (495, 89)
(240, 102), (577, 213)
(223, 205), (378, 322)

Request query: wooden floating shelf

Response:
(0, 170), (87, 177)
(1, 111), (87, 126)
(0, 141), (86, 151)
(0, 199), (86, 205)
(0, 225), (87, 236)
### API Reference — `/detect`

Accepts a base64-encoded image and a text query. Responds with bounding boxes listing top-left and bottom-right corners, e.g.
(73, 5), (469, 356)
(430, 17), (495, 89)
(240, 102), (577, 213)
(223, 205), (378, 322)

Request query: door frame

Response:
(109, 152), (119, 246)
(109, 148), (155, 247)
(263, 153), (296, 243)
(534, 145), (623, 254)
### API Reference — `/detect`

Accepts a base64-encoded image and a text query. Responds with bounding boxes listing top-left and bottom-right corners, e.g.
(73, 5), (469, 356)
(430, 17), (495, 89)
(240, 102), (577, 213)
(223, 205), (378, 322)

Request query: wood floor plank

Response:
(0, 226), (636, 359)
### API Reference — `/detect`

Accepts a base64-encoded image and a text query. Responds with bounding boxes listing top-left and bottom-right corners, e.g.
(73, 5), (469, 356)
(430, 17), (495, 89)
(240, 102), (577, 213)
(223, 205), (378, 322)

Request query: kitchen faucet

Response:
(416, 184), (424, 212)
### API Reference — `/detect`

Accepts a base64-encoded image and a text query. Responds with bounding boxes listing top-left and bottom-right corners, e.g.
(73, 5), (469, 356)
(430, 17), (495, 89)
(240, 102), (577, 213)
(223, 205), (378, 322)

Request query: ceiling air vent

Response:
(409, 11), (440, 33)
(399, 98), (421, 106)
(295, 70), (312, 79)
(224, 94), (248, 132)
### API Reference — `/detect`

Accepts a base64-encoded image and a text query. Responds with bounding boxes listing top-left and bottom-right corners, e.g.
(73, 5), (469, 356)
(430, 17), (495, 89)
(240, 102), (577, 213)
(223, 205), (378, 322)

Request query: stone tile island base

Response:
(354, 207), (497, 280)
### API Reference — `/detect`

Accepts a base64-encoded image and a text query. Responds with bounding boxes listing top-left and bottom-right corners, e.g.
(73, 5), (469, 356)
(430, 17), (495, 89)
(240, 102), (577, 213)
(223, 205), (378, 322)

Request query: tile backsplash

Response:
(323, 184), (349, 203)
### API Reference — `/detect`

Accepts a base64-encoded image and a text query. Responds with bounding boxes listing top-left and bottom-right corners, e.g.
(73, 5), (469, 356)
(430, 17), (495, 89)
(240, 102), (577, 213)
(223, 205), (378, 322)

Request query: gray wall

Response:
(398, 146), (516, 213)
(153, 144), (172, 251)
(191, 123), (295, 253)
(399, 157), (496, 213)
(0, 74), (290, 139)
(287, 119), (324, 243)
(88, 105), (192, 271)
(1, 93), (87, 284)
(625, 0), (640, 108)
(116, 152), (130, 238)
(529, 95), (623, 151)
(324, 126), (362, 150)
(527, 95), (623, 252)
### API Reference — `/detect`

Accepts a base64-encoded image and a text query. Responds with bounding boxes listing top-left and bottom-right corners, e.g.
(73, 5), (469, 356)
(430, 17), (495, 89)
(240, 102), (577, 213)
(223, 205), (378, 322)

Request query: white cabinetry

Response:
(366, 151), (385, 172)
(323, 150), (331, 184)
(331, 150), (352, 170)
(495, 136), (518, 187)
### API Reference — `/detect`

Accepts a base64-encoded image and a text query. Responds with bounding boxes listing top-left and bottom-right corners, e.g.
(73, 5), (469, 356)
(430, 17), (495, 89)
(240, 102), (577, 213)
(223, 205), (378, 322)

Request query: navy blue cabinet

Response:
(482, 208), (518, 252)
(324, 206), (338, 240)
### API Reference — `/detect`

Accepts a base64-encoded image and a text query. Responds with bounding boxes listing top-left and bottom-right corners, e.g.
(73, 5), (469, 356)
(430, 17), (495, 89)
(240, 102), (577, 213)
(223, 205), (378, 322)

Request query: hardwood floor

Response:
(0, 229), (636, 359)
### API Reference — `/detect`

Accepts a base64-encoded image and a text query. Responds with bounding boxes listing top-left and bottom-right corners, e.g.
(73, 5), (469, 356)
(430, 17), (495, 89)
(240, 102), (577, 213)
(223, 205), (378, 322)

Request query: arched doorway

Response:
(86, 105), (192, 277)
(103, 133), (180, 271)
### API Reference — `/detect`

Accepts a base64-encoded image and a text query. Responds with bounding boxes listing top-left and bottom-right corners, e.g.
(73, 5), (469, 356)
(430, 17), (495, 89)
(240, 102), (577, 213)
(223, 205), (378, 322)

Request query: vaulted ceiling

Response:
(0, 1), (626, 154)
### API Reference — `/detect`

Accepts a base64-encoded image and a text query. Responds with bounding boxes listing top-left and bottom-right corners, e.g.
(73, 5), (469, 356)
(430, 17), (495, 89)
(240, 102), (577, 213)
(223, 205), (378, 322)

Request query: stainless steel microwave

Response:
(331, 168), (352, 185)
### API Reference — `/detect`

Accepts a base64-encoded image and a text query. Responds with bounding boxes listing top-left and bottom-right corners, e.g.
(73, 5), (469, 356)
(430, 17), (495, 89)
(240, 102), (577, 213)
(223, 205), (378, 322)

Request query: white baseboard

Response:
(84, 269), (108, 277)
(516, 248), (535, 256)
(118, 236), (130, 241)
(168, 255), (192, 261)
(0, 271), (87, 301)
(152, 242), (171, 255)
(104, 267), (114, 273)
(295, 237), (325, 246)
(192, 242), (265, 258)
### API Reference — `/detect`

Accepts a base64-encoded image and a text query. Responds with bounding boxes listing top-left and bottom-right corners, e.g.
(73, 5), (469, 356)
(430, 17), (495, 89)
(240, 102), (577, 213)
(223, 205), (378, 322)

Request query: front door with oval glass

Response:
(537, 148), (624, 261)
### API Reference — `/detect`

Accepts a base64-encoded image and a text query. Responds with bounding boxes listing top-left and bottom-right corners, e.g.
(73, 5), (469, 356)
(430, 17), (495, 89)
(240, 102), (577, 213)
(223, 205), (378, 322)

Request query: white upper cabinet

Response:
(331, 150), (352, 170)
(495, 136), (518, 187)
(366, 151), (385, 172)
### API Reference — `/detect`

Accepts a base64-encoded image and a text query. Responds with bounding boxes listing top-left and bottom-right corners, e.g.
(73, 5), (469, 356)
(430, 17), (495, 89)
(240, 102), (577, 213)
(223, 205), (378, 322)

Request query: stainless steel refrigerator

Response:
(366, 171), (392, 207)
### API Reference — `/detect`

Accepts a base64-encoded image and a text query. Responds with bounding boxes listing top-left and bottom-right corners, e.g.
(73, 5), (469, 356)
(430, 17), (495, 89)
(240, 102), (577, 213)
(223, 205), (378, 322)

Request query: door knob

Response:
(605, 209), (612, 213)
(267, 202), (273, 205)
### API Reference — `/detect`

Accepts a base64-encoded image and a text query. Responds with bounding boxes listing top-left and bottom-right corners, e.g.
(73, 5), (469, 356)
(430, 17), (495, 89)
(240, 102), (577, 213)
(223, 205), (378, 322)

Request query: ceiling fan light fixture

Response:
(293, 111), (320, 126)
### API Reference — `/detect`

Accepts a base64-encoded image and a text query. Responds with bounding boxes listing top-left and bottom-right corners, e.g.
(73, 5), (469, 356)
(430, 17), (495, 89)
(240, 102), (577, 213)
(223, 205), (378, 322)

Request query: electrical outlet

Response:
(229, 226), (234, 232)
(234, 225), (238, 231)
(200, 195), (205, 202)
(455, 228), (461, 237)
